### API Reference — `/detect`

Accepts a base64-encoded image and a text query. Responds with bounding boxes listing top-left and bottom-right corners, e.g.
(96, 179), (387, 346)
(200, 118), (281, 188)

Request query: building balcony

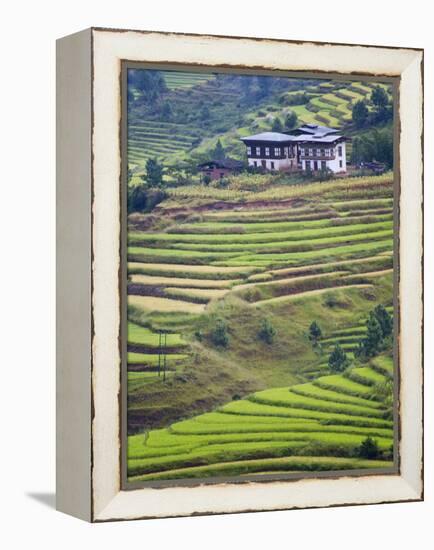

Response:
(247, 154), (297, 160)
(300, 155), (337, 161)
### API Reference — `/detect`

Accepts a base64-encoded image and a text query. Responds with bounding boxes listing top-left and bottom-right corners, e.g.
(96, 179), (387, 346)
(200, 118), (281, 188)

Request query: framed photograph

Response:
(56, 28), (423, 522)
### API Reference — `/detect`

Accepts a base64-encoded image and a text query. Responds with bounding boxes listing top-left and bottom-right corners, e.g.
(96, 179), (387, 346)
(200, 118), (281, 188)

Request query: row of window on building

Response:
(300, 145), (343, 157)
(246, 146), (296, 157)
(247, 145), (343, 158)
(250, 159), (343, 170)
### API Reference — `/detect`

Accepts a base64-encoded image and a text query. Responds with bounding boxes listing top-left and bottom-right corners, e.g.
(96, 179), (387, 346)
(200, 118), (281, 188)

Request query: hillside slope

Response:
(127, 173), (394, 436)
(128, 74), (392, 170)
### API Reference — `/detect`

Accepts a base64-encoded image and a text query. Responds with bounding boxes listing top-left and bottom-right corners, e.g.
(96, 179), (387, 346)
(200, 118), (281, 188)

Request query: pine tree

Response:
(309, 321), (322, 344)
(359, 436), (379, 459)
(352, 100), (369, 128)
(161, 101), (173, 122)
(272, 117), (283, 132)
(200, 105), (210, 121)
(373, 305), (393, 338)
(258, 76), (271, 97)
(363, 312), (384, 357)
(211, 318), (229, 348)
(213, 139), (225, 160)
(145, 158), (164, 186)
(285, 111), (298, 131)
(258, 318), (276, 345)
(328, 344), (349, 373)
(371, 85), (389, 109)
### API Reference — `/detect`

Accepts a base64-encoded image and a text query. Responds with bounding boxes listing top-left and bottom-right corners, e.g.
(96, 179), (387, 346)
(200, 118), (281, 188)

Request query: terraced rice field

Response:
(297, 81), (392, 129)
(127, 172), (393, 342)
(129, 241), (391, 312)
(162, 71), (215, 90)
(128, 360), (394, 481)
(128, 121), (200, 165)
(126, 172), (395, 482)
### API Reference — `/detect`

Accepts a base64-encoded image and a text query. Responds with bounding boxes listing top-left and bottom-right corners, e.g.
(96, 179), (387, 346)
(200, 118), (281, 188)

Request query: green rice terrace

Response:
(126, 172), (396, 482)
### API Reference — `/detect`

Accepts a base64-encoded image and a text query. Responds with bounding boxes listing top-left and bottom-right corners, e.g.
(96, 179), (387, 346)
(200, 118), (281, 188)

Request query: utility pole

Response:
(158, 330), (162, 377)
(163, 332), (167, 382)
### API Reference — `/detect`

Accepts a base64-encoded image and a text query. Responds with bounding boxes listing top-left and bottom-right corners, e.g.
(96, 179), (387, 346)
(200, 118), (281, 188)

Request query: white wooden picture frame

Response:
(56, 27), (423, 522)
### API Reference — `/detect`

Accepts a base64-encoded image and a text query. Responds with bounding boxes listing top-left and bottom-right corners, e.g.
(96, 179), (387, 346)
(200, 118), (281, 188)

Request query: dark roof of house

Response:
(197, 158), (244, 170)
(294, 124), (339, 137)
(295, 134), (344, 143)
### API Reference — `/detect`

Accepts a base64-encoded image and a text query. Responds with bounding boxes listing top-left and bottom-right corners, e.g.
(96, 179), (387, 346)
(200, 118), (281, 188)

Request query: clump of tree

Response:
(240, 76), (255, 101)
(308, 321), (322, 346)
(350, 127), (393, 169)
(278, 91), (309, 106)
(258, 318), (276, 344)
(161, 101), (173, 122)
(328, 343), (349, 373)
(284, 111), (298, 131)
(127, 69), (167, 105)
(258, 76), (271, 98)
(127, 158), (167, 213)
(358, 436), (380, 459)
(210, 318), (229, 348)
(356, 305), (393, 360)
(271, 117), (283, 132)
(127, 185), (167, 213)
(351, 84), (393, 129)
(213, 139), (225, 160)
(199, 105), (211, 126)
(145, 158), (164, 186)
(352, 100), (369, 129)
(370, 85), (392, 124)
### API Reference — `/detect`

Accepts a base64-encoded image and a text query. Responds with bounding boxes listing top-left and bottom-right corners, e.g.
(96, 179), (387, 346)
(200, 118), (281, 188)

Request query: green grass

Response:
(248, 388), (386, 418)
(289, 383), (385, 410)
(372, 356), (394, 376)
(162, 71), (215, 89)
(218, 399), (391, 427)
(128, 371), (175, 390)
(128, 323), (185, 347)
(128, 341), (395, 480)
(130, 273), (239, 289)
(321, 334), (363, 345)
(130, 220), (392, 245)
(217, 239), (393, 267)
(128, 246), (239, 262)
(346, 367), (388, 386)
(130, 456), (393, 481)
(127, 352), (188, 365)
(170, 213), (393, 237)
(128, 262), (258, 280)
(313, 375), (376, 398)
(167, 229), (392, 253)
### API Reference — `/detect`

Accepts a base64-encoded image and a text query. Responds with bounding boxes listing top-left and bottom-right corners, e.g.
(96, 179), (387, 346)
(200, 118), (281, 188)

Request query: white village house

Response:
(240, 124), (347, 173)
